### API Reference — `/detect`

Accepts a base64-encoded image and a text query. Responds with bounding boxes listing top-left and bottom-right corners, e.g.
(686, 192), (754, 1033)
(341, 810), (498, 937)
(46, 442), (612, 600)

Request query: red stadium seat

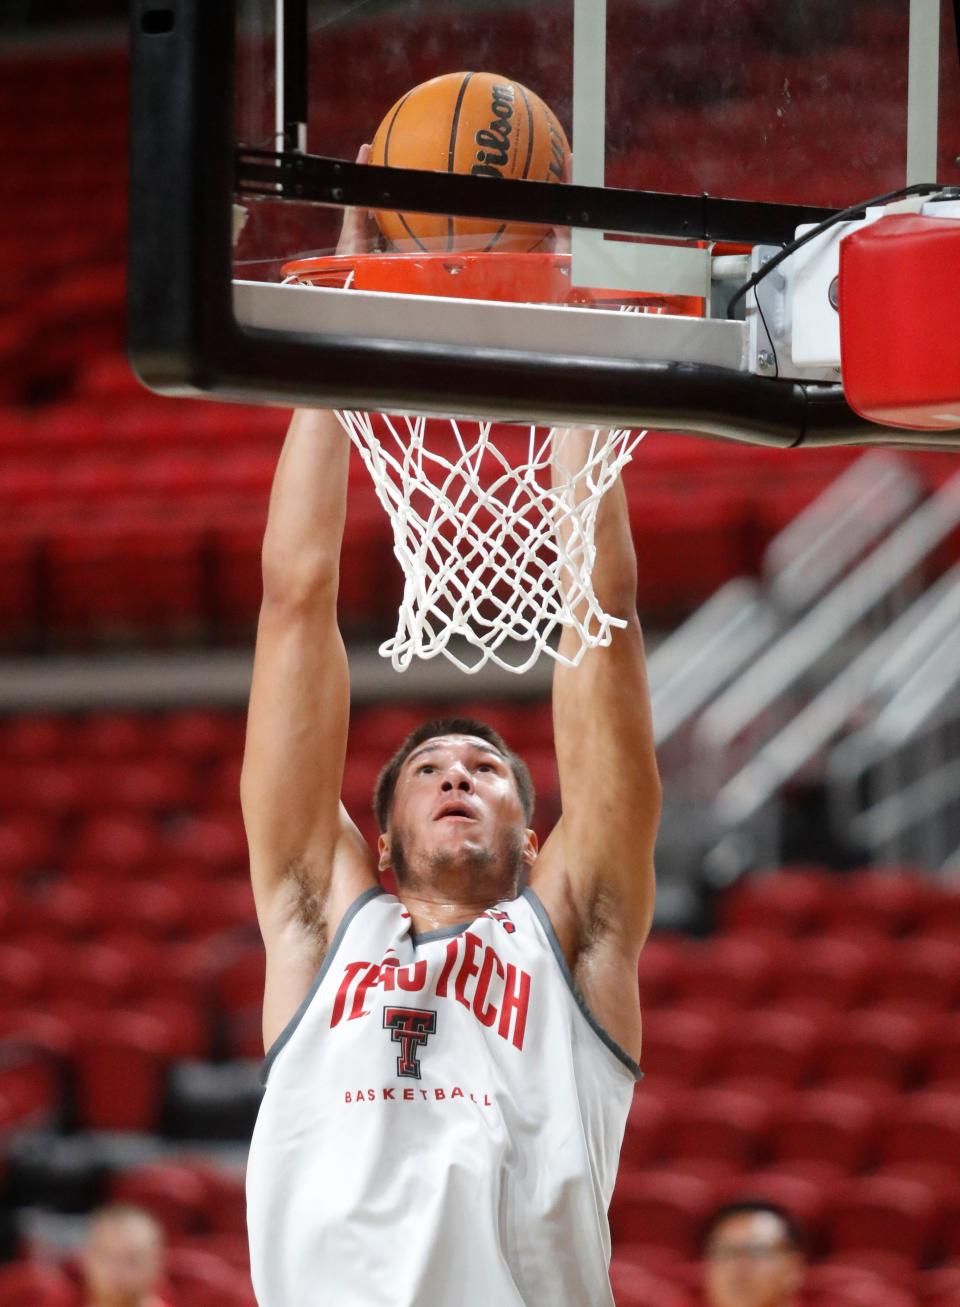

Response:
(67, 876), (185, 940)
(636, 1010), (723, 1087)
(920, 1267), (960, 1302)
(713, 1010), (822, 1088)
(768, 937), (877, 1008)
(14, 880), (96, 938)
(162, 811), (249, 877)
(815, 1009), (926, 1089)
(137, 997), (212, 1060)
(0, 812), (59, 879)
(869, 939), (960, 1012)
(819, 868), (931, 935)
(111, 1164), (208, 1238)
(635, 939), (687, 1009)
(176, 878), (256, 938)
(91, 758), (195, 813)
(152, 709), (246, 762)
(0, 1262), (76, 1307)
(669, 936), (774, 1007)
(0, 527), (42, 648)
(879, 1091), (960, 1174)
(0, 943), (44, 1007)
(620, 1091), (673, 1172)
(39, 941), (137, 1008)
(667, 1088), (773, 1169)
(825, 1175), (941, 1263)
(768, 1089), (880, 1172)
(609, 1261), (696, 1307)
(921, 1013), (960, 1085)
(164, 1246), (252, 1307)
(44, 519), (207, 641)
(71, 1011), (172, 1131)
(914, 884), (960, 936)
(0, 1050), (63, 1129)
(65, 812), (157, 878)
(0, 1010), (75, 1061)
(0, 713), (71, 761)
(717, 867), (833, 936)
(181, 1164), (248, 1237)
(609, 1170), (720, 1258)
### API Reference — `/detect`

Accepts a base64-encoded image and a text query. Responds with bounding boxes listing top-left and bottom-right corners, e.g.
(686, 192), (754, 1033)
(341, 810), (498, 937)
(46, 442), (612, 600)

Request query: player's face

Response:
(81, 1216), (163, 1303)
(385, 735), (529, 882)
(703, 1213), (804, 1307)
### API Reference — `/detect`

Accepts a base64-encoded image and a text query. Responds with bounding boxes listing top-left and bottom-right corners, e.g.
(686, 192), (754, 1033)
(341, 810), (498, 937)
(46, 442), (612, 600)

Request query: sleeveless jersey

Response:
(245, 885), (642, 1306)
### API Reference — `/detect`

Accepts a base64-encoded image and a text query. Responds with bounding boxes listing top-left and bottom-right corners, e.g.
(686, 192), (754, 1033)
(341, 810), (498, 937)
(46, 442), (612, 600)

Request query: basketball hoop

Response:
(281, 252), (702, 674)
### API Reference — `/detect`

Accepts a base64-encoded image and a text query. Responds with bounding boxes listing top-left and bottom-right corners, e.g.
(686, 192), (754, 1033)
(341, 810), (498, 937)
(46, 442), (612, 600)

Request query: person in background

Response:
(702, 1200), (807, 1307)
(80, 1204), (172, 1307)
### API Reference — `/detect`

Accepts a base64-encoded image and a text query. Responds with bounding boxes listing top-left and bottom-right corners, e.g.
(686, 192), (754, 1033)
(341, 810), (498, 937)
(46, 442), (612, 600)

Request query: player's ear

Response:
(377, 833), (392, 872)
(521, 828), (538, 869)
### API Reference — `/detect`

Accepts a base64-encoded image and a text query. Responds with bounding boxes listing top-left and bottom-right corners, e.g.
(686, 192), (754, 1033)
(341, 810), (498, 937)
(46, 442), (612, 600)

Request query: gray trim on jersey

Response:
(521, 887), (643, 1082)
(260, 884), (388, 1087)
(410, 920), (477, 945)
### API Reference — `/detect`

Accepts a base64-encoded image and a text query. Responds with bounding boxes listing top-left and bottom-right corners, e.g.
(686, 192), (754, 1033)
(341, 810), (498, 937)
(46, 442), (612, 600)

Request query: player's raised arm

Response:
(241, 409), (377, 1046)
(542, 429), (660, 956)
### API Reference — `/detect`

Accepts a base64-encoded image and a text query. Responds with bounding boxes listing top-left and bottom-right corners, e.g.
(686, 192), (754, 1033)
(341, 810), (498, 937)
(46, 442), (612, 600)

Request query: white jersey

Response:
(246, 885), (642, 1306)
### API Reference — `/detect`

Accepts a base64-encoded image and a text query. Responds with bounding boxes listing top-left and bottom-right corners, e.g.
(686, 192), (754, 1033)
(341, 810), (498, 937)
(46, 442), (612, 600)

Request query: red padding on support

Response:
(839, 214), (960, 431)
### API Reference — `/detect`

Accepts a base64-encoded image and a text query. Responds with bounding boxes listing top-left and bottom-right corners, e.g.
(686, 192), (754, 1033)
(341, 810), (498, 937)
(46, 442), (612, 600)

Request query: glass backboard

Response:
(128, 0), (960, 444)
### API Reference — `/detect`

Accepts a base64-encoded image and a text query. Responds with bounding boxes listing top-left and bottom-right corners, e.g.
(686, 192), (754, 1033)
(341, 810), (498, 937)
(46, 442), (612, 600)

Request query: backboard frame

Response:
(128, 0), (960, 449)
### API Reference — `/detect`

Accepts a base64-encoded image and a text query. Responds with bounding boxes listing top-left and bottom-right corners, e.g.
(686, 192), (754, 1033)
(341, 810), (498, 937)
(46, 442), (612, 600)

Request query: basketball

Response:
(369, 71), (570, 254)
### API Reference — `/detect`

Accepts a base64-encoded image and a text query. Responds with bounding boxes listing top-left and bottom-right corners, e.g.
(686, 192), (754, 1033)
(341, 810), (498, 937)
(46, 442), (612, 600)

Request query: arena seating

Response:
(0, 705), (959, 1300)
(3, 7), (960, 1303)
(2, 27), (960, 652)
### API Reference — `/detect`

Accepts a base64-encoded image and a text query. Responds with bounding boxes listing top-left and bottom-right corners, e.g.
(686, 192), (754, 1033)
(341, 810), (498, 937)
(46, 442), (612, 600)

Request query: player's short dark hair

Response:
(700, 1199), (805, 1255)
(373, 717), (535, 832)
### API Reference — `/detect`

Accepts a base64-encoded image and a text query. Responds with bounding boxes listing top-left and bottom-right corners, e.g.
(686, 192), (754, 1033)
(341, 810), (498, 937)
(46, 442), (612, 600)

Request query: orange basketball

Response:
(369, 71), (569, 254)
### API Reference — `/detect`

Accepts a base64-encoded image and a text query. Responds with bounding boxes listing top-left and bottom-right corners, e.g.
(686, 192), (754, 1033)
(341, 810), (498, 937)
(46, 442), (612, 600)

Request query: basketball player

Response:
(79, 1204), (171, 1307)
(241, 170), (659, 1307)
(702, 1201), (807, 1307)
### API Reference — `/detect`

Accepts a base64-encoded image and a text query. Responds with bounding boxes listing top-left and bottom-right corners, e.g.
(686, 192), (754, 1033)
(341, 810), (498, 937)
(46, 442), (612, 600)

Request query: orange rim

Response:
(279, 251), (706, 316)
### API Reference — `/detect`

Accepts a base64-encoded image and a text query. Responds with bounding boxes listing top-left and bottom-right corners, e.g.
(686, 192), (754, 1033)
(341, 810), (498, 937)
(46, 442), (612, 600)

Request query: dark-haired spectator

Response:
(702, 1200), (806, 1307)
(80, 1204), (172, 1307)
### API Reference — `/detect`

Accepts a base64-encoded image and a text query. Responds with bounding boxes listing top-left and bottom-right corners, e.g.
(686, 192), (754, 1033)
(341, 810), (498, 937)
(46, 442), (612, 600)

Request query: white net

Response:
(335, 412), (645, 673)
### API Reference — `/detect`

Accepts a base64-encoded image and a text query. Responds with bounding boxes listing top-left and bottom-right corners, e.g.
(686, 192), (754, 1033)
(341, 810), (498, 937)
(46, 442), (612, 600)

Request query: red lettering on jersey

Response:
(330, 960), (370, 1027)
(451, 1086), (464, 1099)
(473, 945), (504, 1026)
(498, 962), (530, 1049)
(484, 1093), (492, 1106)
(434, 938), (459, 997)
(380, 957), (399, 992)
(419, 1089), (428, 1100)
(349, 965), (382, 1020)
(484, 908), (517, 934)
(454, 931), (482, 1010)
(345, 1092), (352, 1102)
(403, 1088), (414, 1100)
(397, 958), (427, 991)
(435, 1088), (445, 1100)
(383, 1088), (395, 1100)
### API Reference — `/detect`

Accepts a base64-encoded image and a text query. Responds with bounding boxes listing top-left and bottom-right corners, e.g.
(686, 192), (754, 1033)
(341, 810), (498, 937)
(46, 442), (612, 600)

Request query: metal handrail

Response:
(695, 471), (960, 785)
(764, 451), (922, 611)
(714, 562), (960, 827)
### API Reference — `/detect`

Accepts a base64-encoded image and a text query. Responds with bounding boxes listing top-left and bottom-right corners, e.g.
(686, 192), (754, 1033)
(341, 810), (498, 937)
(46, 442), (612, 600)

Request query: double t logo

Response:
(382, 1007), (437, 1079)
